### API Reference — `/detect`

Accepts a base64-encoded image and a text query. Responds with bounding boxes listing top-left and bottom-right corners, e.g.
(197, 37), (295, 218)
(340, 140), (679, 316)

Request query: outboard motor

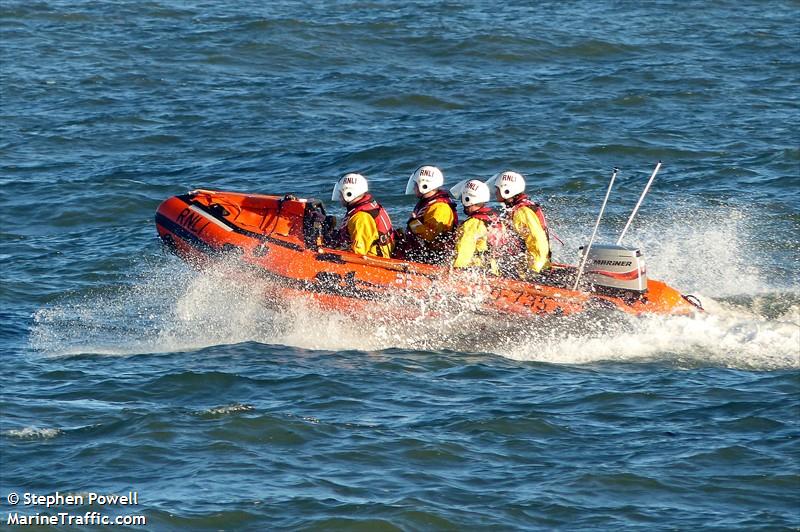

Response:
(581, 244), (647, 292)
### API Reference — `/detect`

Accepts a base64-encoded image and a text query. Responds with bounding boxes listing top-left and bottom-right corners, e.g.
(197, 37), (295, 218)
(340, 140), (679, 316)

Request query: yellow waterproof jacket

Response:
(408, 201), (456, 242)
(347, 211), (395, 257)
(452, 215), (499, 275)
(511, 205), (551, 274)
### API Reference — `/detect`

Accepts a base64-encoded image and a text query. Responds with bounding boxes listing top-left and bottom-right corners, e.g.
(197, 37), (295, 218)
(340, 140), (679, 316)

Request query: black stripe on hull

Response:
(155, 212), (215, 252)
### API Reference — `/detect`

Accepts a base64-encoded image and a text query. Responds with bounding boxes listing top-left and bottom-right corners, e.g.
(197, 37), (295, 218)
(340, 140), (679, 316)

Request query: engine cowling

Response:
(582, 244), (647, 292)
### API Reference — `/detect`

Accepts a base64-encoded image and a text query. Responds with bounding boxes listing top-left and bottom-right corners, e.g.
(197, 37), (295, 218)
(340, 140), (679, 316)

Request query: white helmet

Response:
(405, 165), (444, 195)
(332, 173), (368, 204)
(486, 170), (526, 199)
(450, 179), (490, 207)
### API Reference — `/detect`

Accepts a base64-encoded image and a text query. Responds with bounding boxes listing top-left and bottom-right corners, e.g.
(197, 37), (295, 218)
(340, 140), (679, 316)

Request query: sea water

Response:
(2, 1), (798, 529)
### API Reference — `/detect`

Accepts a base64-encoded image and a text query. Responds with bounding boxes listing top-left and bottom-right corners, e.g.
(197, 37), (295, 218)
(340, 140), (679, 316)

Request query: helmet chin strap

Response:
(345, 192), (367, 207)
(421, 188), (438, 199)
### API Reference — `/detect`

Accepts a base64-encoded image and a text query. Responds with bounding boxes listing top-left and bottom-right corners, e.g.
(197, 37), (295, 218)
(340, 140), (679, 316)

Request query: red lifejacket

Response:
(468, 205), (515, 254)
(468, 205), (498, 225)
(502, 193), (553, 265)
(408, 189), (459, 230)
(340, 193), (395, 255)
(507, 193), (550, 246)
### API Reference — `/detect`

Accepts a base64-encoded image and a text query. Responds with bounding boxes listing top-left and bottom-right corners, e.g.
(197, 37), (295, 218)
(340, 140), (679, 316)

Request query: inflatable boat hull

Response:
(154, 190), (699, 319)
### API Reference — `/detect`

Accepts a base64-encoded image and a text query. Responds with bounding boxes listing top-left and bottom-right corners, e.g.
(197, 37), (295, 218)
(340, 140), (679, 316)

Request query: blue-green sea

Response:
(1, 1), (798, 530)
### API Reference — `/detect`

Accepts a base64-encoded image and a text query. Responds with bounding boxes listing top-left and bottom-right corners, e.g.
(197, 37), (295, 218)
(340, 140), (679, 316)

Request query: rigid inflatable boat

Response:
(154, 189), (702, 318)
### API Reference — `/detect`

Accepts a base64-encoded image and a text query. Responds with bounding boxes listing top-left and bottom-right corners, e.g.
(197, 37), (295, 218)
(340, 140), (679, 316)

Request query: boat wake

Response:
(500, 295), (799, 369)
(29, 254), (798, 370)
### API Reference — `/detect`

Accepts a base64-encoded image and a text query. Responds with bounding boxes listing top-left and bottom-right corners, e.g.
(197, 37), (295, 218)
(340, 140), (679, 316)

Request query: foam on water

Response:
(502, 298), (799, 369)
(278, 292), (799, 369)
(200, 404), (256, 416)
(30, 257), (279, 356)
(3, 427), (63, 440)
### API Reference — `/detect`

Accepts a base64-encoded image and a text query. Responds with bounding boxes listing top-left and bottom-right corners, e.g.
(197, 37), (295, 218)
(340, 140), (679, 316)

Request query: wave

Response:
(3, 427), (63, 439)
(370, 94), (464, 110)
(199, 404), (256, 417)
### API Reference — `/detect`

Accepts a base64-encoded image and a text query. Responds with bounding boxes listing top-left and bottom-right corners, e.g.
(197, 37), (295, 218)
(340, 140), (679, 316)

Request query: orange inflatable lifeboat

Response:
(154, 189), (702, 319)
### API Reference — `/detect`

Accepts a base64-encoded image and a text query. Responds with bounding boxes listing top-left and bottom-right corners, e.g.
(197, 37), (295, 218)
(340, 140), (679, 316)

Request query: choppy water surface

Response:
(2, 1), (798, 529)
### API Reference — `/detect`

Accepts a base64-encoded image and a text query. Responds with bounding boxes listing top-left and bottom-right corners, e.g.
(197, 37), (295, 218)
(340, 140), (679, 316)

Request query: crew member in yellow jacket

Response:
(400, 165), (458, 263)
(486, 170), (551, 276)
(330, 173), (395, 257)
(450, 179), (503, 275)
